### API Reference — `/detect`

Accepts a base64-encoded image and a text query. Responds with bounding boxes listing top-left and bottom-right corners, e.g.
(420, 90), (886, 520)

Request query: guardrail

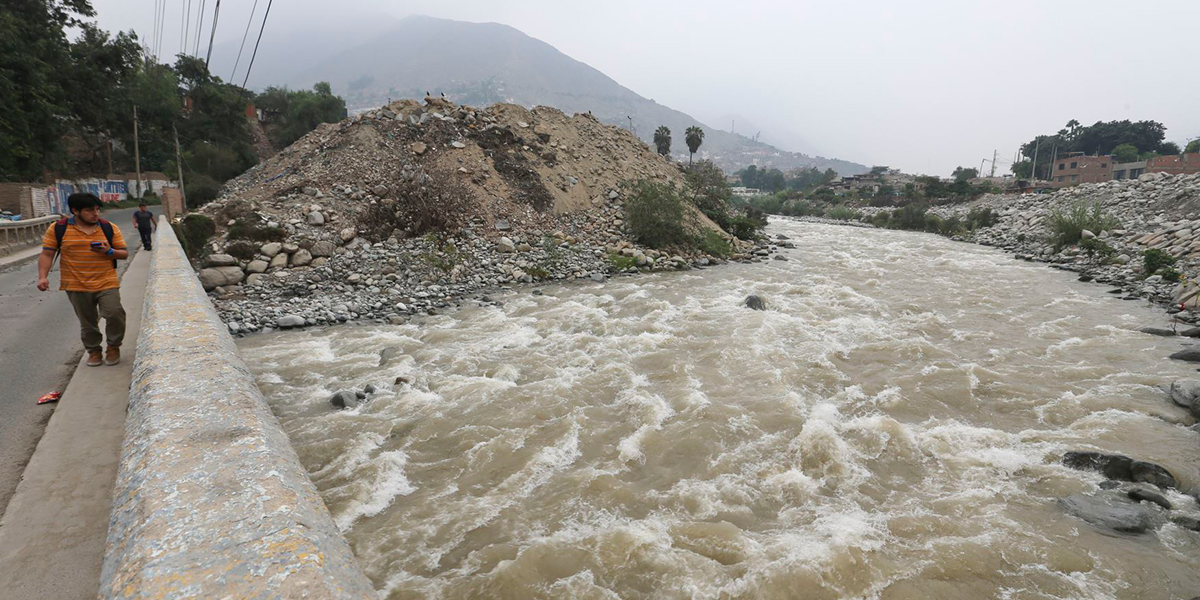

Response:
(100, 216), (377, 599)
(0, 215), (59, 256)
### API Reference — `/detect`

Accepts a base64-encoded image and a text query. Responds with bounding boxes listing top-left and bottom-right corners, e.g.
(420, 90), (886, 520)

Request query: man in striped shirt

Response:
(36, 193), (130, 367)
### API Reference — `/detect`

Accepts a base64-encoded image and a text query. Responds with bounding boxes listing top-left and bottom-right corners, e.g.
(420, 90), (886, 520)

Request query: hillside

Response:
(249, 16), (866, 176)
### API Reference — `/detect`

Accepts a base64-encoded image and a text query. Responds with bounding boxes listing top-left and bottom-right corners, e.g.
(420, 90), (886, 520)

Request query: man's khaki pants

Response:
(66, 289), (126, 352)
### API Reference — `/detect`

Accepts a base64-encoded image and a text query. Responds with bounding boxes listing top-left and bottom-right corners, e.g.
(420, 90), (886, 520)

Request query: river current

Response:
(239, 219), (1200, 599)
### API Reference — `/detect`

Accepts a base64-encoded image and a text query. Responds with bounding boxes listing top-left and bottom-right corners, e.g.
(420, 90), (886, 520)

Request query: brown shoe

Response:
(87, 350), (103, 367)
(105, 346), (120, 366)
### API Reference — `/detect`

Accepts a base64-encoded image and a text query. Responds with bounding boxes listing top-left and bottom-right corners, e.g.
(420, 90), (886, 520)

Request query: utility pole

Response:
(173, 124), (187, 212)
(1030, 139), (1040, 182)
(107, 137), (114, 177)
(990, 149), (998, 178)
(133, 105), (143, 198)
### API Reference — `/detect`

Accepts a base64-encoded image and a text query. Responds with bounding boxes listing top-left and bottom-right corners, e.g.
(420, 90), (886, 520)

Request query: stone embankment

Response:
(101, 218), (376, 598)
(935, 172), (1200, 312)
(189, 97), (777, 335)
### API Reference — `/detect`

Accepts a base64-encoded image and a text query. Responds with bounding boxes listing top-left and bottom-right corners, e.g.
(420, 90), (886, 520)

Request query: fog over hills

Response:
(212, 16), (866, 176)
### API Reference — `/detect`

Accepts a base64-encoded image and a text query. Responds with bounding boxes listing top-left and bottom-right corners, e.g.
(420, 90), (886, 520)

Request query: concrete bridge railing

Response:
(0, 215), (60, 256)
(101, 216), (377, 598)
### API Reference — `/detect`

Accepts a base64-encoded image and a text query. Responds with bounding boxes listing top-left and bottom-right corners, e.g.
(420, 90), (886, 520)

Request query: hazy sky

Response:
(92, 0), (1200, 176)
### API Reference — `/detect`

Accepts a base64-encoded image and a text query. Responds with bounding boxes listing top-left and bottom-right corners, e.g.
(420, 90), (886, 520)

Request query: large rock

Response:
(268, 253), (288, 269)
(1169, 348), (1200, 362)
(329, 390), (359, 410)
(1168, 380), (1200, 417)
(340, 228), (357, 243)
(1062, 451), (1177, 489)
(198, 266), (244, 291)
(290, 249), (313, 266)
(307, 211), (325, 226)
(1138, 327), (1176, 337)
(379, 346), (403, 368)
(1059, 492), (1166, 534)
(203, 253), (237, 267)
(743, 295), (767, 311)
(497, 237), (516, 253)
(260, 242), (282, 258)
(276, 315), (305, 328)
(311, 241), (337, 257)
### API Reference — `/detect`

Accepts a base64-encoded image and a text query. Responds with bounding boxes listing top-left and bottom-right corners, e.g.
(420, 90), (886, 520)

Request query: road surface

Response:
(0, 206), (157, 516)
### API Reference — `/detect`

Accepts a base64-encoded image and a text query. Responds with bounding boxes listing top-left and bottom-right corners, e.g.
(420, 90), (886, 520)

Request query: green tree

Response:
(1111, 143), (1139, 164)
(869, 165), (888, 176)
(1159, 141), (1181, 156)
(255, 82), (346, 149)
(684, 126), (704, 164)
(1011, 160), (1033, 179)
(653, 125), (671, 157)
(952, 166), (978, 182)
(1186, 139), (1200, 154)
(0, 0), (96, 180)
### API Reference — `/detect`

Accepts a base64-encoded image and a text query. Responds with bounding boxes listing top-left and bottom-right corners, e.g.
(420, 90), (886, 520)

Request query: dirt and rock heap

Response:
(193, 97), (766, 334)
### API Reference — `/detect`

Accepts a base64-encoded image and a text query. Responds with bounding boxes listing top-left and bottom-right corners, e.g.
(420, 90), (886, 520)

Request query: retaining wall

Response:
(100, 216), (377, 598)
(0, 214), (60, 256)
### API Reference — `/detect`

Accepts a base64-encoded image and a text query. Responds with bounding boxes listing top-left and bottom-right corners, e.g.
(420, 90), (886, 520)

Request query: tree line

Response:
(0, 0), (345, 207)
(1012, 119), (1197, 180)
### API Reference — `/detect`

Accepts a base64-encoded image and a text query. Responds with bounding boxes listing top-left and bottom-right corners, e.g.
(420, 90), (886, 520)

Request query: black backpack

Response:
(54, 217), (118, 269)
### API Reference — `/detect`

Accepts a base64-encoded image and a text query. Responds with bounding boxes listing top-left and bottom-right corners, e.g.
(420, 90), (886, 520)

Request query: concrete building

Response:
(1112, 161), (1146, 180)
(1052, 153), (1112, 187)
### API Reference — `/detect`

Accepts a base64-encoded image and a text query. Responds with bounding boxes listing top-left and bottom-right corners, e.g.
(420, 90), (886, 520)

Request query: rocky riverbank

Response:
(191, 97), (787, 335)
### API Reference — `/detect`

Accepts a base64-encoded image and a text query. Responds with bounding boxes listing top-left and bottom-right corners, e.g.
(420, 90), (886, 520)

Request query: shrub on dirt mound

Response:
(357, 165), (476, 242)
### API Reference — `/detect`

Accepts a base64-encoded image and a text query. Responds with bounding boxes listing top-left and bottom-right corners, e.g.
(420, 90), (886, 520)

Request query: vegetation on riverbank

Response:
(625, 160), (764, 253)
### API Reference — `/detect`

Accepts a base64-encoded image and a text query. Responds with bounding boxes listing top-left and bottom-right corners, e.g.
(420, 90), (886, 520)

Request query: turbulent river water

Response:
(239, 219), (1200, 600)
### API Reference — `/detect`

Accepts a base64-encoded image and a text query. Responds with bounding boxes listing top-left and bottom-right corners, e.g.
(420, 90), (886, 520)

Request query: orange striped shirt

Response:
(42, 218), (127, 292)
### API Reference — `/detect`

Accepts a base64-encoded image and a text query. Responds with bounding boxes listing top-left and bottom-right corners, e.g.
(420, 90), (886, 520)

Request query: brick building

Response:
(1147, 153), (1200, 176)
(1052, 153), (1112, 187)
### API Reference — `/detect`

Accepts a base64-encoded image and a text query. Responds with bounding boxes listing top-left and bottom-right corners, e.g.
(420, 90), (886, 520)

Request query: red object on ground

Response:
(36, 392), (61, 405)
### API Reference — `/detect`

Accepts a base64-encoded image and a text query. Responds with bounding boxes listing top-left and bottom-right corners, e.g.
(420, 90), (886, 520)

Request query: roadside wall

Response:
(100, 216), (377, 599)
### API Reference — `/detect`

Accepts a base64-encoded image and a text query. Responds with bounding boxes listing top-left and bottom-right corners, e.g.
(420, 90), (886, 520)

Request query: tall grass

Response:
(1047, 203), (1121, 250)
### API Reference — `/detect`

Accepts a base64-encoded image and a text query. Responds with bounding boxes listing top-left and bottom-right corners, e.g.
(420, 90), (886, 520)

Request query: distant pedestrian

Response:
(36, 193), (129, 367)
(131, 202), (156, 250)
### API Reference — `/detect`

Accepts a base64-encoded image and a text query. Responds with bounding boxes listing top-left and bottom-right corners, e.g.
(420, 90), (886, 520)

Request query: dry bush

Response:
(358, 167), (476, 242)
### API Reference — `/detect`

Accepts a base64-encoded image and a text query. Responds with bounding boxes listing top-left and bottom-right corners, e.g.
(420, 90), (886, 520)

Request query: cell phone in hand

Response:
(91, 242), (103, 247)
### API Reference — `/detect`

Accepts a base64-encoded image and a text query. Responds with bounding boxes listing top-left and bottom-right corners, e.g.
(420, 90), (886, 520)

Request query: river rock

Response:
(268, 253), (288, 269)
(260, 242), (282, 257)
(307, 211), (325, 226)
(276, 315), (305, 328)
(246, 260), (268, 274)
(1168, 379), (1200, 417)
(743, 295), (767, 310)
(1139, 327), (1176, 336)
(291, 249), (313, 266)
(1059, 492), (1166, 534)
(329, 390), (359, 410)
(1169, 348), (1200, 362)
(1183, 327), (1200, 338)
(340, 228), (357, 243)
(497, 237), (516, 253)
(1127, 486), (1172, 510)
(198, 266), (244, 291)
(203, 253), (237, 267)
(311, 241), (337, 257)
(1062, 451), (1178, 489)
(379, 346), (403, 367)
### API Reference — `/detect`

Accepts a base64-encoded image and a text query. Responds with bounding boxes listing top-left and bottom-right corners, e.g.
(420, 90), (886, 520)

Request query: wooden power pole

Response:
(133, 105), (143, 197)
(173, 124), (187, 212)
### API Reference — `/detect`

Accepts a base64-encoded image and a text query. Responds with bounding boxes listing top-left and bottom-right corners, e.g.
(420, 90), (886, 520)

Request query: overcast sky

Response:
(92, 0), (1200, 176)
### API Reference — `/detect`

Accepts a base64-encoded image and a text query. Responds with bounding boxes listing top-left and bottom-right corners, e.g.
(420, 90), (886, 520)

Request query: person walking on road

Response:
(36, 193), (130, 367)
(131, 202), (156, 250)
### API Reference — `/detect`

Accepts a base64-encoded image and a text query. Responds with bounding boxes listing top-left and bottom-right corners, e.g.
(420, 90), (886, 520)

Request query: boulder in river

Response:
(1127, 486), (1172, 510)
(1139, 327), (1176, 337)
(1169, 348), (1200, 362)
(329, 390), (359, 409)
(1059, 491), (1166, 534)
(1168, 379), (1200, 417)
(1062, 451), (1178, 489)
(379, 346), (403, 367)
(743, 295), (767, 311)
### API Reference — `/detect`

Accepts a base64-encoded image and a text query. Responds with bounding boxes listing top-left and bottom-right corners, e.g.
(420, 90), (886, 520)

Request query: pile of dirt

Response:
(217, 97), (691, 237)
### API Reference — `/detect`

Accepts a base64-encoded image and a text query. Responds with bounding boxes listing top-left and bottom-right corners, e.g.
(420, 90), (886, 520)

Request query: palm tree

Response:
(685, 126), (705, 164)
(653, 126), (672, 157)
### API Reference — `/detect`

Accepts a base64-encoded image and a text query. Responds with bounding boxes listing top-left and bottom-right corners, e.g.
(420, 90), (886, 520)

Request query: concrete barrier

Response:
(0, 214), (59, 256)
(101, 216), (377, 599)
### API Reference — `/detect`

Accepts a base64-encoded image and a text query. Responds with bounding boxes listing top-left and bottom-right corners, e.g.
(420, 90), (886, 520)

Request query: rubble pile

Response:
(192, 98), (761, 334)
(934, 172), (1200, 309)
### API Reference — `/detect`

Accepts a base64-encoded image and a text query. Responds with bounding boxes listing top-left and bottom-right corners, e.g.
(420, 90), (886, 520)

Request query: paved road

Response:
(0, 207), (157, 516)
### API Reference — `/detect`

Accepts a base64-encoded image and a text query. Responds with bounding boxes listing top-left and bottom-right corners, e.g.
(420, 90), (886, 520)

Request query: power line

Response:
(183, 0), (192, 57)
(241, 0), (273, 90)
(230, 0), (259, 82)
(194, 0), (206, 57)
(204, 0), (221, 68)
